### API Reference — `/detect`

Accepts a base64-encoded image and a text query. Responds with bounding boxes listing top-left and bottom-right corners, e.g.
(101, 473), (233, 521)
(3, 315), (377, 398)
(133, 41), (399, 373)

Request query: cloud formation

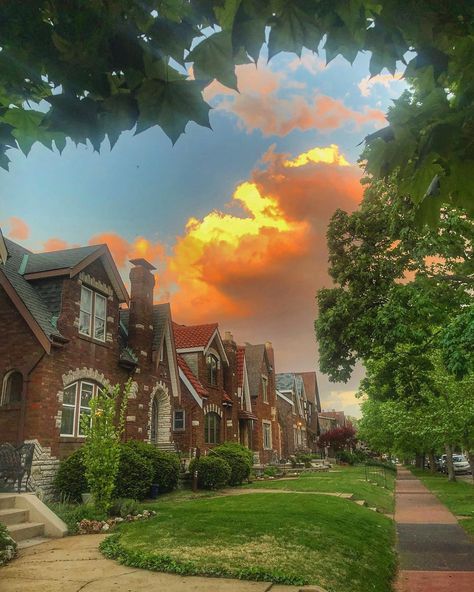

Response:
(358, 73), (404, 97)
(6, 217), (30, 240)
(203, 60), (386, 136)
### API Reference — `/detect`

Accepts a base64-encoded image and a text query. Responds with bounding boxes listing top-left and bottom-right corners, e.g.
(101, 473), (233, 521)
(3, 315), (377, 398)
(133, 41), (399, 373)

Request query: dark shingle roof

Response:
(2, 238), (63, 341)
(244, 344), (266, 398)
(119, 303), (171, 352)
(276, 373), (297, 393)
(23, 245), (102, 274)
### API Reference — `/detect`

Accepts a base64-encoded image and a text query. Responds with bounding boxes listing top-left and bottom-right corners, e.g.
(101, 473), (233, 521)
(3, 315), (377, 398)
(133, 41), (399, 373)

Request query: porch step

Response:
(156, 442), (178, 452)
(0, 495), (16, 510)
(7, 521), (45, 542)
(0, 508), (28, 525)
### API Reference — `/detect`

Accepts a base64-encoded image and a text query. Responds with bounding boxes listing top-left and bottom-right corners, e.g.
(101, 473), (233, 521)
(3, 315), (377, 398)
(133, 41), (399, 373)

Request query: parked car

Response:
(440, 454), (471, 475)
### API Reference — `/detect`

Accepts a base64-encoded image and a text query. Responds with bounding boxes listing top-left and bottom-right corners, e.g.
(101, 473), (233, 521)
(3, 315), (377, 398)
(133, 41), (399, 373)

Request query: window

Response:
(204, 412), (221, 444)
(151, 397), (159, 443)
(173, 409), (185, 431)
(207, 354), (218, 386)
(262, 376), (268, 403)
(60, 381), (98, 437)
(263, 421), (272, 449)
(1, 371), (23, 406)
(79, 286), (107, 342)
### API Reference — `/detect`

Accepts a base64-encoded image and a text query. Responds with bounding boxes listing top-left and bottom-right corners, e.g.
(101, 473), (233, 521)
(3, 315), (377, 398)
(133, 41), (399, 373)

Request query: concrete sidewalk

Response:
(395, 467), (474, 592)
(0, 534), (324, 592)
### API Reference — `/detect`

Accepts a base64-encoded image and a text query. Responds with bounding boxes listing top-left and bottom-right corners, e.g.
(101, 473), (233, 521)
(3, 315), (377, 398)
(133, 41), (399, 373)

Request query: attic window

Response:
(207, 354), (218, 386)
(79, 286), (106, 342)
(262, 376), (268, 403)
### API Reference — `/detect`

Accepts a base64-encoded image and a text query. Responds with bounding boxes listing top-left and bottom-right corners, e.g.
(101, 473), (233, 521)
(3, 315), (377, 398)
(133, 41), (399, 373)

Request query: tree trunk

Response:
(415, 454), (424, 470)
(429, 450), (436, 474)
(444, 443), (456, 482)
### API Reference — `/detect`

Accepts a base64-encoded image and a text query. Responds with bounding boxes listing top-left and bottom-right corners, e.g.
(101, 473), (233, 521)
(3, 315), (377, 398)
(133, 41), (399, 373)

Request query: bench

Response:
(0, 442), (35, 493)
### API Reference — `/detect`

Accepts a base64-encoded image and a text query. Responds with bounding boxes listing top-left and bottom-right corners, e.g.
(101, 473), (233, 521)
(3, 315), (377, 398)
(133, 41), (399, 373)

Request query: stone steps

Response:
(0, 493), (47, 548)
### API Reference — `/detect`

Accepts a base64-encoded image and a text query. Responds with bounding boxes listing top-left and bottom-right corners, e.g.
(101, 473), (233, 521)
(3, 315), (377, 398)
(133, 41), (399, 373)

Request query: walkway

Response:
(395, 467), (474, 591)
(0, 534), (325, 592)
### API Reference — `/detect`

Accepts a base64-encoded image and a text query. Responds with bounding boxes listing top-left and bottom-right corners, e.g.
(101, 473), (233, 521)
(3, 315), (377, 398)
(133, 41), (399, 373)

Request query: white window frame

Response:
(60, 380), (99, 438)
(263, 420), (272, 450)
(262, 375), (268, 403)
(79, 286), (107, 343)
(173, 409), (185, 431)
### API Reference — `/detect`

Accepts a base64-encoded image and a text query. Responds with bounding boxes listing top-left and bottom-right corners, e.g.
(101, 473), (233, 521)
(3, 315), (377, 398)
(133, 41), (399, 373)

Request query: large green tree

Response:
(316, 180), (473, 396)
(0, 1), (473, 219)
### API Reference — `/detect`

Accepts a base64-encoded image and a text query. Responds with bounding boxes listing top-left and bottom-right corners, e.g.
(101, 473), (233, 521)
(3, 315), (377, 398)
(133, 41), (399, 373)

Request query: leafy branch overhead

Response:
(0, 1), (473, 217)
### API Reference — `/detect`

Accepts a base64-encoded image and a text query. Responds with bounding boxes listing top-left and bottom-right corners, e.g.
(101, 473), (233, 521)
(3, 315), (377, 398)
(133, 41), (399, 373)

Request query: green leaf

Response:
(268, 4), (321, 60)
(149, 17), (199, 65)
(135, 79), (211, 143)
(101, 95), (139, 148)
(231, 1), (267, 62)
(2, 108), (63, 156)
(187, 30), (238, 90)
(214, 0), (241, 30)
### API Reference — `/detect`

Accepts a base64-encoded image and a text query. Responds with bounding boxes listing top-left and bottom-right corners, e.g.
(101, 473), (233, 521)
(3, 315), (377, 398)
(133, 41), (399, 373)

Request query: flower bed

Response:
(77, 509), (156, 534)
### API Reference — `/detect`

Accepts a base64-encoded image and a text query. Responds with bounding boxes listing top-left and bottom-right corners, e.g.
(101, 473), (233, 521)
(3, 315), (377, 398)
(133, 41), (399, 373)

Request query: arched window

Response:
(60, 381), (100, 437)
(150, 396), (159, 444)
(1, 371), (23, 406)
(207, 354), (218, 386)
(204, 412), (221, 444)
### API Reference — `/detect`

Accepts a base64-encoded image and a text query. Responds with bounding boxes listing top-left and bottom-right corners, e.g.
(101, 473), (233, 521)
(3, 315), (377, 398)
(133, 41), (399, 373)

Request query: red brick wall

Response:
(277, 396), (296, 459)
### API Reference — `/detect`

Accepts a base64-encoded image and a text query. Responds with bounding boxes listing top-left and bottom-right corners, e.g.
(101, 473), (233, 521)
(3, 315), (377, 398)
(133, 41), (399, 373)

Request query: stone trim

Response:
(61, 367), (112, 389)
(78, 272), (114, 297)
(203, 403), (222, 417)
(25, 439), (60, 501)
(147, 381), (172, 444)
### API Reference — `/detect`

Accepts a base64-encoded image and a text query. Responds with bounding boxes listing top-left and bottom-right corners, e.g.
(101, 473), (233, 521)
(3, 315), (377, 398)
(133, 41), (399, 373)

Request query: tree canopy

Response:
(315, 180), (473, 398)
(1, 1), (473, 220)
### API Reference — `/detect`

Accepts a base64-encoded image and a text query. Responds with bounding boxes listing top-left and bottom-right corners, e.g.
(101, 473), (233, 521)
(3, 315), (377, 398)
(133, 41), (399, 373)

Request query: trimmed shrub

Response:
(336, 451), (356, 465)
(263, 466), (278, 477)
(114, 445), (154, 501)
(54, 447), (87, 502)
(125, 440), (180, 493)
(189, 455), (231, 489)
(0, 523), (17, 566)
(210, 442), (252, 485)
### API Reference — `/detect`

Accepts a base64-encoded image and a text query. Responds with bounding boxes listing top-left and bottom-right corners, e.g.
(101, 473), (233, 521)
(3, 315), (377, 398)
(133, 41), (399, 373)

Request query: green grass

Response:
(410, 469), (474, 537)
(241, 466), (396, 514)
(101, 493), (396, 592)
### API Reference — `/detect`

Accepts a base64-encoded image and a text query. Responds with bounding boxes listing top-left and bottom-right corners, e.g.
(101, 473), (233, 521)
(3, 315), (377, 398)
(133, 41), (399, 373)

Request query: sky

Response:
(0, 47), (406, 418)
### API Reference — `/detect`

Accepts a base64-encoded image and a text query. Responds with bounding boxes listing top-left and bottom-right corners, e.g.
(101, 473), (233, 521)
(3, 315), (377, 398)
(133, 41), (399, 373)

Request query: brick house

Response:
(276, 373), (310, 454)
(0, 233), (180, 496)
(172, 322), (238, 455)
(245, 342), (280, 464)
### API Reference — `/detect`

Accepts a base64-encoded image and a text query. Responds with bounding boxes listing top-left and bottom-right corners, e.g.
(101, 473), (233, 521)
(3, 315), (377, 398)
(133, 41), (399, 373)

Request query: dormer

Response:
(0, 228), (8, 265)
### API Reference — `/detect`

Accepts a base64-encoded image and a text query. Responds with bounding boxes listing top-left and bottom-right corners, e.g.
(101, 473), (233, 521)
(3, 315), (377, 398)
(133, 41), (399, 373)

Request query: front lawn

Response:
(242, 466), (395, 514)
(410, 469), (474, 536)
(101, 493), (396, 592)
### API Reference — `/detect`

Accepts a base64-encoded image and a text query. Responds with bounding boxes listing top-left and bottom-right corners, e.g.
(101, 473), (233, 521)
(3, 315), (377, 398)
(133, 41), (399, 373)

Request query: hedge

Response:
(210, 442), (253, 485)
(125, 440), (180, 493)
(189, 455), (231, 489)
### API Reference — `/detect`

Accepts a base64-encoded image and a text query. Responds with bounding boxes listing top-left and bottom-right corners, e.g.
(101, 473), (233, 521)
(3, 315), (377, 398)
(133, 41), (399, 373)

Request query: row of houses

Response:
(0, 231), (343, 495)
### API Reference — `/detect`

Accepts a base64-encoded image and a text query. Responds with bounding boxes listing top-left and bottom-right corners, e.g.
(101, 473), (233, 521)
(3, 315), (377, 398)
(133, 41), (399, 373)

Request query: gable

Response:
(0, 228), (8, 265)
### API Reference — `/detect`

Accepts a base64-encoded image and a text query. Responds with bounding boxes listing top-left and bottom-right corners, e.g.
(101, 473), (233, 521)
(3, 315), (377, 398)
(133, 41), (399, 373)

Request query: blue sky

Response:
(0, 48), (406, 416)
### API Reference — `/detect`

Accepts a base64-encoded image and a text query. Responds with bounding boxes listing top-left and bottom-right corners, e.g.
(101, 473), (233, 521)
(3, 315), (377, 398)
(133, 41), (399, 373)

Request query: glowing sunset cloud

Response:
(284, 144), (350, 168)
(6, 217), (30, 240)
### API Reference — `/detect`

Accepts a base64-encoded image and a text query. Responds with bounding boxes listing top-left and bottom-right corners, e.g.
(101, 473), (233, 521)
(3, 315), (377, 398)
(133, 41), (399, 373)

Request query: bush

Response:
(109, 497), (141, 518)
(189, 455), (231, 489)
(210, 442), (252, 485)
(263, 466), (278, 477)
(365, 459), (397, 472)
(336, 451), (357, 465)
(45, 502), (107, 535)
(125, 440), (180, 493)
(54, 448), (87, 503)
(114, 445), (154, 501)
(0, 523), (17, 566)
(295, 452), (313, 467)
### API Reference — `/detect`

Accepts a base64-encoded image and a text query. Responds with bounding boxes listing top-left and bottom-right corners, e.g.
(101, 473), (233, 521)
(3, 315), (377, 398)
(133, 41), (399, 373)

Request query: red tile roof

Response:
(173, 322), (218, 349)
(222, 391), (233, 405)
(177, 354), (208, 399)
(236, 346), (245, 388)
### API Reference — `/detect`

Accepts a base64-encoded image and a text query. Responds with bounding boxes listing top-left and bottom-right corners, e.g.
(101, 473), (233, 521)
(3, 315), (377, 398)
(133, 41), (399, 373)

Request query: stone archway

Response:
(148, 382), (172, 445)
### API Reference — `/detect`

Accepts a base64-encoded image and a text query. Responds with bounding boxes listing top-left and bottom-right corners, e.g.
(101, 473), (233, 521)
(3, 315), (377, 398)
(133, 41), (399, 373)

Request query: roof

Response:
(236, 346), (245, 388)
(120, 303), (170, 352)
(222, 391), (233, 405)
(299, 372), (321, 411)
(238, 409), (258, 421)
(0, 238), (64, 350)
(244, 343), (267, 398)
(177, 354), (208, 399)
(173, 322), (218, 349)
(23, 245), (102, 275)
(277, 389), (294, 406)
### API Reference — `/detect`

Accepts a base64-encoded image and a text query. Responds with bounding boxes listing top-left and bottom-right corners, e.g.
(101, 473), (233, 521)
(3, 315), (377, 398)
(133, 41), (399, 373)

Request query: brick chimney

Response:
(265, 341), (275, 370)
(127, 258), (156, 364)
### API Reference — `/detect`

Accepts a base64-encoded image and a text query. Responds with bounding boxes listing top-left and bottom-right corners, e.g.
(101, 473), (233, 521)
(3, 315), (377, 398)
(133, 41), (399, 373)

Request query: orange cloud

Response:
(358, 73), (404, 97)
(7, 217), (30, 240)
(220, 93), (385, 136)
(88, 233), (165, 270)
(43, 238), (70, 251)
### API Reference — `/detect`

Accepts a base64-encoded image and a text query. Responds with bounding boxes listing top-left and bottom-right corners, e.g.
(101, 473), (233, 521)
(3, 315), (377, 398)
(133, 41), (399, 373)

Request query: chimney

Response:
(127, 258), (156, 363)
(224, 331), (234, 342)
(265, 341), (275, 369)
